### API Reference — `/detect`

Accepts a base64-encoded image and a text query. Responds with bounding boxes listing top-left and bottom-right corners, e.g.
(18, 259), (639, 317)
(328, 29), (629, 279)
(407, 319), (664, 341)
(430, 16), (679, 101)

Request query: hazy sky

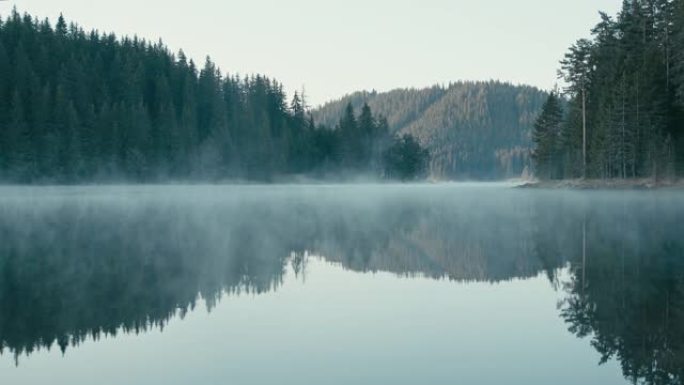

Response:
(1, 0), (621, 106)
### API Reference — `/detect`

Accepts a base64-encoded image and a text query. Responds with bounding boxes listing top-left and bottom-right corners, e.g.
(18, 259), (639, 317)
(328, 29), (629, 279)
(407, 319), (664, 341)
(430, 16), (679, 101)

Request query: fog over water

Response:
(0, 184), (682, 385)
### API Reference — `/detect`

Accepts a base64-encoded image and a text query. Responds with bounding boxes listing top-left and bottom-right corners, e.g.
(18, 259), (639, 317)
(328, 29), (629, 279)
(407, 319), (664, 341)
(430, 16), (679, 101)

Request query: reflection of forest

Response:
(0, 190), (553, 358)
(0, 199), (292, 359)
(557, 194), (684, 385)
(0, 188), (682, 385)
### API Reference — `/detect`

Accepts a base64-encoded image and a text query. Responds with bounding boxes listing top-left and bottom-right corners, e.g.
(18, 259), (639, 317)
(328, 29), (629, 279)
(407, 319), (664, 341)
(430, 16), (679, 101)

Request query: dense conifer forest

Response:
(314, 82), (548, 180)
(0, 10), (427, 183)
(533, 0), (684, 180)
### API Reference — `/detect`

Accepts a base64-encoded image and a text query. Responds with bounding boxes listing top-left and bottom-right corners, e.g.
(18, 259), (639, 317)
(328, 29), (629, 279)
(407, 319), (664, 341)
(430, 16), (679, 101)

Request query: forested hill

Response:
(314, 82), (548, 179)
(0, 10), (291, 182)
(0, 10), (428, 183)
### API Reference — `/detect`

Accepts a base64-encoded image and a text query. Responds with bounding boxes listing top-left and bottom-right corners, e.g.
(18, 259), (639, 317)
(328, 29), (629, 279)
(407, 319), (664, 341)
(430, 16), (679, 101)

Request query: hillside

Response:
(314, 82), (548, 179)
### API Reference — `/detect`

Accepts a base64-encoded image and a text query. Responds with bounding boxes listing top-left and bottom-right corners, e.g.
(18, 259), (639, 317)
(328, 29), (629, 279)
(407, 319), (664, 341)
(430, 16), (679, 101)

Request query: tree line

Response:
(0, 10), (428, 183)
(533, 0), (684, 180)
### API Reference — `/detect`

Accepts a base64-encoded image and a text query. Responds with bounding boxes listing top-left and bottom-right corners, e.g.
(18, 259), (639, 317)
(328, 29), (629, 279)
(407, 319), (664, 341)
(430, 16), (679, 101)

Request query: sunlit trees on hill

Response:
(314, 82), (548, 180)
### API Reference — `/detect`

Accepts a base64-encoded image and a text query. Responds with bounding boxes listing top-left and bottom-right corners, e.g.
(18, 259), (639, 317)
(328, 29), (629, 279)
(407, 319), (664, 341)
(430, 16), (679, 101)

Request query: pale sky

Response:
(0, 0), (621, 106)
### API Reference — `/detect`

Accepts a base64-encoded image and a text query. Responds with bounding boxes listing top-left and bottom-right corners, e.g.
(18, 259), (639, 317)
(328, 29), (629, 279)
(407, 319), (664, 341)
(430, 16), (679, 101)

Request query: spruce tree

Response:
(532, 92), (564, 180)
(357, 103), (375, 167)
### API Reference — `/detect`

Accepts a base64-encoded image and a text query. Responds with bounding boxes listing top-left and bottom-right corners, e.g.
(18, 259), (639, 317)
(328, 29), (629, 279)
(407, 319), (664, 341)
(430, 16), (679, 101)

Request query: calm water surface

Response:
(0, 184), (682, 385)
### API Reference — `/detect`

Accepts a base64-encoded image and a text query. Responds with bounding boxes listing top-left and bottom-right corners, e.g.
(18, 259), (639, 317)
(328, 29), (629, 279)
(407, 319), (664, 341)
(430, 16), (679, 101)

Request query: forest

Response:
(315, 82), (548, 180)
(533, 0), (684, 180)
(0, 10), (428, 183)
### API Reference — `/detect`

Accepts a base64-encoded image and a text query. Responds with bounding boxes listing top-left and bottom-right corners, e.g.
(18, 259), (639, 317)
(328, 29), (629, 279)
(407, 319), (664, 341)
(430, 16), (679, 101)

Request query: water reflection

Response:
(0, 185), (682, 384)
(556, 195), (684, 384)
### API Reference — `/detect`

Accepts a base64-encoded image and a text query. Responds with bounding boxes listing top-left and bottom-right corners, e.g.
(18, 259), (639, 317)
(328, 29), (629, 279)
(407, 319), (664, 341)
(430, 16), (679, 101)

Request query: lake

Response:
(0, 184), (682, 385)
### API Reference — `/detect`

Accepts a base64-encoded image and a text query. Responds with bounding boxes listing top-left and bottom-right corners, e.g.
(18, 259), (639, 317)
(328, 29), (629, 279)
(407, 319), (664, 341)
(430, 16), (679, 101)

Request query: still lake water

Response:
(0, 183), (682, 385)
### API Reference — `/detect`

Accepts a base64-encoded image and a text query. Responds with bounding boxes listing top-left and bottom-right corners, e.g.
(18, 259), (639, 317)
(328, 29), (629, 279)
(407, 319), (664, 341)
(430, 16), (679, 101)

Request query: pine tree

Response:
(55, 14), (67, 36)
(357, 103), (375, 168)
(339, 103), (363, 170)
(560, 39), (593, 178)
(532, 92), (564, 180)
(383, 134), (429, 181)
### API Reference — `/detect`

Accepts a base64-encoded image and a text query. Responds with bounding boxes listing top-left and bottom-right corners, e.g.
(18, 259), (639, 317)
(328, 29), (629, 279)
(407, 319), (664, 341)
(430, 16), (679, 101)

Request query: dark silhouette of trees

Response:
(532, 91), (564, 179)
(0, 10), (426, 183)
(383, 134), (429, 180)
(535, 0), (684, 180)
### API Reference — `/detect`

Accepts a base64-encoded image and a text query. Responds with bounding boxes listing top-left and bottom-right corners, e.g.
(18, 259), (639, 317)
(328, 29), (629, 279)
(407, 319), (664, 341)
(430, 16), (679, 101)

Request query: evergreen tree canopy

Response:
(536, 0), (684, 180)
(0, 9), (428, 182)
(532, 92), (564, 179)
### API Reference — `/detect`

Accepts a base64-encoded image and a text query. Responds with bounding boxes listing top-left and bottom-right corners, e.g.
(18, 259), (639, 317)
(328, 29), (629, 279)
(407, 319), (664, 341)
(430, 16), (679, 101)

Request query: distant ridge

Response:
(314, 81), (548, 180)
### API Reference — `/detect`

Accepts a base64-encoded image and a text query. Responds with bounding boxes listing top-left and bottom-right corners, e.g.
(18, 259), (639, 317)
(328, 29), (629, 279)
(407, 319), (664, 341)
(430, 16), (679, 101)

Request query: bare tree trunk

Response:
(666, 23), (670, 90)
(653, 142), (658, 183)
(621, 199), (626, 310)
(622, 74), (626, 179)
(582, 216), (587, 293)
(634, 72), (639, 178)
(582, 88), (587, 179)
(666, 289), (670, 331)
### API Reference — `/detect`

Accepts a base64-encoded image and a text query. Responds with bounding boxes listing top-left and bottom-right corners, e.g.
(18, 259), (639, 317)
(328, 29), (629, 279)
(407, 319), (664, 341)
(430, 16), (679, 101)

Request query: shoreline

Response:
(518, 178), (684, 191)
